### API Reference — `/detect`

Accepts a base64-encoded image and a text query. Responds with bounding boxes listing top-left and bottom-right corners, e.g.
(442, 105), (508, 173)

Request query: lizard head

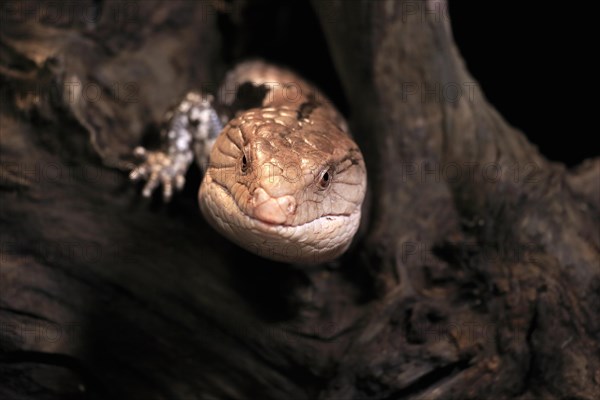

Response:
(199, 106), (367, 265)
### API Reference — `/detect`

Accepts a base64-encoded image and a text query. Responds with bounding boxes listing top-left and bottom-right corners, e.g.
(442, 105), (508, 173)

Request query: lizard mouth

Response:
(199, 176), (360, 264)
(207, 177), (352, 229)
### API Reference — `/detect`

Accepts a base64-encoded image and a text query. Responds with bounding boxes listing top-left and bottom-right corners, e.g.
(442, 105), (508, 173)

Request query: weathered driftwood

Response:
(1, 1), (598, 399)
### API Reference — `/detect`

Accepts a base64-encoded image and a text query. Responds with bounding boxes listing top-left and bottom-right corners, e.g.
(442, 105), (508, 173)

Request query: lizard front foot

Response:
(129, 91), (223, 202)
(129, 146), (191, 201)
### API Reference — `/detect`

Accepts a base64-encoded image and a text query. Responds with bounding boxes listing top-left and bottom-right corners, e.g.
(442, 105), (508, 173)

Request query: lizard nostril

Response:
(278, 195), (296, 215)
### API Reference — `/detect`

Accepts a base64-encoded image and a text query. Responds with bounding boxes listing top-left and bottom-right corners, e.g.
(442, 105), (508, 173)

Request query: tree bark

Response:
(1, 1), (598, 399)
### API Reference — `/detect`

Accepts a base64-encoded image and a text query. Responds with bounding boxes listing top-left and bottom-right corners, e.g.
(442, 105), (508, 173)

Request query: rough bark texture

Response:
(1, 1), (599, 399)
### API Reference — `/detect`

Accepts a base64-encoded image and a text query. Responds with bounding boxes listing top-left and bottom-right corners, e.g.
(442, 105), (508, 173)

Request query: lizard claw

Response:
(174, 174), (185, 191)
(129, 147), (151, 181)
(161, 178), (173, 202)
(133, 146), (147, 158)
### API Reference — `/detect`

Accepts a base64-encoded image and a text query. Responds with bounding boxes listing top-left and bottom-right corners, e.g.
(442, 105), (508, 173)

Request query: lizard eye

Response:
(317, 167), (334, 190)
(241, 153), (249, 174)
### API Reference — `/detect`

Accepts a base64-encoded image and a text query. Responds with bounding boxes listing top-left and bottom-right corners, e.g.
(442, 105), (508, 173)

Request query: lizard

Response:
(129, 61), (367, 265)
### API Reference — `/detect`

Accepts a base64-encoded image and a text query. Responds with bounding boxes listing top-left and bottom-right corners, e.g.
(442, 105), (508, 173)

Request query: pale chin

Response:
(199, 176), (361, 265)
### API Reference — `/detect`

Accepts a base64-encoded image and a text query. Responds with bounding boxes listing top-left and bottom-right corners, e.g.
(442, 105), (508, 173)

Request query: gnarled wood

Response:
(1, 1), (598, 399)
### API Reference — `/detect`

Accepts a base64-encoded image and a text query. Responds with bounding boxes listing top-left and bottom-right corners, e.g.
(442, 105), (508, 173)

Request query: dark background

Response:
(222, 1), (596, 168)
(449, 3), (596, 167)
